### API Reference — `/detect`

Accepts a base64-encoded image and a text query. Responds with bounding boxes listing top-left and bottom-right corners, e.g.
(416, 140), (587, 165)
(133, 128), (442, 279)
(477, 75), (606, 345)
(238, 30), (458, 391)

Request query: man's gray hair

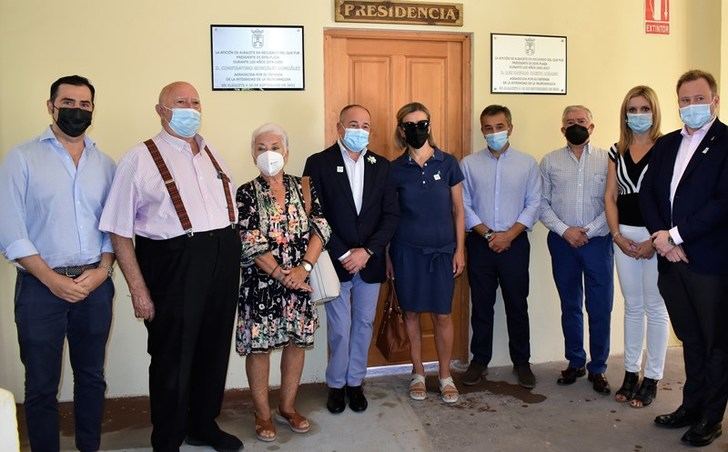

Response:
(561, 105), (593, 124)
(250, 123), (289, 156)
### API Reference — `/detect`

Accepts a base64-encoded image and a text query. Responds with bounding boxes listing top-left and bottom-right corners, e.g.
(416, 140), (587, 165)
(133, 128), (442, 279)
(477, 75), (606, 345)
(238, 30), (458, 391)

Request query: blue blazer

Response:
(640, 119), (728, 274)
(303, 143), (399, 283)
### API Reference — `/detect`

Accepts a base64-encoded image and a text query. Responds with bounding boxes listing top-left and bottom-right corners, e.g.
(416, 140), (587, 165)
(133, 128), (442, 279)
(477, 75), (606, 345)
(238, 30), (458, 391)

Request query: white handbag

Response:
(308, 249), (340, 304)
(301, 176), (340, 304)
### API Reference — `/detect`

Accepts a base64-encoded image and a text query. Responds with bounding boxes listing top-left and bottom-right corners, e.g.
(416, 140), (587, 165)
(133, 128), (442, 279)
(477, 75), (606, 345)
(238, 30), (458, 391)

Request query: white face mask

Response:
(256, 150), (285, 177)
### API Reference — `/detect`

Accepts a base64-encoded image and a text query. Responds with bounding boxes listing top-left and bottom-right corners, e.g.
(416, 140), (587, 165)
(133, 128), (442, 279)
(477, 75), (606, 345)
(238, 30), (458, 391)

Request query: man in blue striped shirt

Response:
(540, 105), (613, 395)
(460, 105), (542, 388)
(0, 75), (116, 452)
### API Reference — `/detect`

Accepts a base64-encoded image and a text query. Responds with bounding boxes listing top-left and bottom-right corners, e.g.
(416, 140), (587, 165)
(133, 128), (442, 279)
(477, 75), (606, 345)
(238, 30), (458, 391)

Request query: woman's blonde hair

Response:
(616, 86), (662, 154)
(394, 102), (438, 149)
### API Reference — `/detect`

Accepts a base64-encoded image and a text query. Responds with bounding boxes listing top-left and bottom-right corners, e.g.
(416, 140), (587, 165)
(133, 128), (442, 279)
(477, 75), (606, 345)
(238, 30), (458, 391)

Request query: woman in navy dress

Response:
(386, 102), (465, 403)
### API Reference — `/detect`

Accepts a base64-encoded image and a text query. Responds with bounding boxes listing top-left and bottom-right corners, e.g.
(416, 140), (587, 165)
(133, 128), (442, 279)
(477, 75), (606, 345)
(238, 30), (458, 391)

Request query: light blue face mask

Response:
(680, 103), (712, 130)
(165, 107), (201, 138)
(341, 128), (369, 152)
(485, 130), (509, 151)
(626, 113), (653, 134)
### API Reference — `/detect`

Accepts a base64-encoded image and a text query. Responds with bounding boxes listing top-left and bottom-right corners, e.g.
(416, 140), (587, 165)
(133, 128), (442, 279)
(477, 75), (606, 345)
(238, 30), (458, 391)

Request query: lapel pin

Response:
(702, 147), (710, 154)
(337, 166), (344, 173)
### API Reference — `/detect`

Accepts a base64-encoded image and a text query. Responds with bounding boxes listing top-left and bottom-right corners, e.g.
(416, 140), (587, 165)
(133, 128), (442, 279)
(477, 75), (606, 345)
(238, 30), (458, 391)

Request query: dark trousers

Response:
(547, 232), (614, 374)
(135, 227), (240, 452)
(14, 271), (114, 452)
(466, 232), (531, 366)
(657, 262), (728, 424)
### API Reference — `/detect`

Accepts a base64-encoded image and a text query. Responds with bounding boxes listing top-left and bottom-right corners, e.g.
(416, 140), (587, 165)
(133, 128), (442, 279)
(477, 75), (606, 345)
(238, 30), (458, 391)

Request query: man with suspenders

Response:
(100, 81), (242, 452)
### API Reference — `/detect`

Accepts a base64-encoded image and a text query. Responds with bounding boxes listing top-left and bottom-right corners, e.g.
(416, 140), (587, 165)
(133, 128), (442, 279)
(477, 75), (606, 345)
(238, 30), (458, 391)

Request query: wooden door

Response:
(323, 29), (472, 366)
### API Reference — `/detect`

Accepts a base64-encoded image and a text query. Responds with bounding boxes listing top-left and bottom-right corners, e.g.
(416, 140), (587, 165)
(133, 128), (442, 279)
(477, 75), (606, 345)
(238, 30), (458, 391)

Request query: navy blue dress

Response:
(389, 148), (464, 314)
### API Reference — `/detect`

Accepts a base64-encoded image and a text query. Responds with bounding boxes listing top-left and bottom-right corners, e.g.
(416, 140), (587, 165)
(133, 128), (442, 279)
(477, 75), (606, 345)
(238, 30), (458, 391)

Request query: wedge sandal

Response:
(439, 376), (459, 404)
(409, 373), (427, 401)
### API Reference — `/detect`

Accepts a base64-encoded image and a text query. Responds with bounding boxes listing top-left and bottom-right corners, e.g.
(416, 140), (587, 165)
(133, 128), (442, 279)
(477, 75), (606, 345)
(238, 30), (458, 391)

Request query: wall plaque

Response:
(210, 25), (304, 91)
(334, 0), (463, 27)
(491, 33), (567, 95)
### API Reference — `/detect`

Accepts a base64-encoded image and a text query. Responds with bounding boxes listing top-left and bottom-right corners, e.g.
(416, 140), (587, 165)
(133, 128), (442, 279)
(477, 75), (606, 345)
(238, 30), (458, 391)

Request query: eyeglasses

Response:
(400, 120), (430, 131)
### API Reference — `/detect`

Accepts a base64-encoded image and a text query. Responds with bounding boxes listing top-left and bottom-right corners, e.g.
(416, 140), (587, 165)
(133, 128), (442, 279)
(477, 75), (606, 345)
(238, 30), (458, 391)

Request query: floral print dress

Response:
(236, 174), (331, 355)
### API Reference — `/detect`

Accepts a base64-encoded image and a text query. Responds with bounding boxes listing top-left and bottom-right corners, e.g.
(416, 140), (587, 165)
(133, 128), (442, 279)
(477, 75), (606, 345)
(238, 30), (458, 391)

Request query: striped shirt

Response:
(608, 144), (651, 226)
(99, 130), (237, 240)
(539, 143), (609, 238)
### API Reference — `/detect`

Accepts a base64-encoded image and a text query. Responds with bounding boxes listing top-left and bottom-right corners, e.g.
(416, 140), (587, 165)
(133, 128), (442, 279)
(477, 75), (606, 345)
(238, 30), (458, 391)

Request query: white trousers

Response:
(614, 224), (669, 380)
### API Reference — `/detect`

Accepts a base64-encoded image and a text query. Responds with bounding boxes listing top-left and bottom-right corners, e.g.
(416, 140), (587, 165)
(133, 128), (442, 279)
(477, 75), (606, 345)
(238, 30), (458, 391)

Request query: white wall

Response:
(0, 0), (723, 402)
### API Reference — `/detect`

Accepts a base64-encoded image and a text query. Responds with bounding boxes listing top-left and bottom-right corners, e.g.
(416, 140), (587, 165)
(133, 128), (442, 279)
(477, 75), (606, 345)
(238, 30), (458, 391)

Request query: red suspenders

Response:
(143, 139), (235, 237)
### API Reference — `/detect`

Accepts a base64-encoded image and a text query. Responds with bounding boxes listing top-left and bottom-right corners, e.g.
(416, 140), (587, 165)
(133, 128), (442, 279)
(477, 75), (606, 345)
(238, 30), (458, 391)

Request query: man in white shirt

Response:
(303, 105), (399, 414)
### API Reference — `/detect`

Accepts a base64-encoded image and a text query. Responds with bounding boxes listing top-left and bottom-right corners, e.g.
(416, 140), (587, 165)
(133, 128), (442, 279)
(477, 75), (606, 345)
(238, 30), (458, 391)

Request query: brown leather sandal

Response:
(275, 409), (311, 433)
(255, 414), (277, 442)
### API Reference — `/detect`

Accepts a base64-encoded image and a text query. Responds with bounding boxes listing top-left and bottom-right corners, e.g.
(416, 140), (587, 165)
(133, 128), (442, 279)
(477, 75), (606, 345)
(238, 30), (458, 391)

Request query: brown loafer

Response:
(556, 366), (585, 385)
(588, 372), (611, 395)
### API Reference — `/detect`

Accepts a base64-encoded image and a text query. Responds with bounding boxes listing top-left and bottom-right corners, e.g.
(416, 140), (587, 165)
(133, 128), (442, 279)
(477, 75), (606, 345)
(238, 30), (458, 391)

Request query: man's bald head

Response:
(155, 81), (202, 140)
(158, 81), (200, 107)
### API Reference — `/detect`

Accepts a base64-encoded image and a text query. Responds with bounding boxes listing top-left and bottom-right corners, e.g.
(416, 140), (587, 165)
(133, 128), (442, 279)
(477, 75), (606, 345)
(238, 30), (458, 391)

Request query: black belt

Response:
(53, 262), (100, 277)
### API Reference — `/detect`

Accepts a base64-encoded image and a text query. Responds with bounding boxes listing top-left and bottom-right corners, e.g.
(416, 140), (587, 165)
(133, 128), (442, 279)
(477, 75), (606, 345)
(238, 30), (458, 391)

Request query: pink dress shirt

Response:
(668, 117), (716, 244)
(99, 130), (237, 239)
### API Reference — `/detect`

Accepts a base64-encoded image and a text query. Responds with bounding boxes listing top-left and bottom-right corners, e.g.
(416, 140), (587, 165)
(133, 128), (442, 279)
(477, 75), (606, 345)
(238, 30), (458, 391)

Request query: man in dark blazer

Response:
(640, 69), (728, 447)
(304, 104), (398, 414)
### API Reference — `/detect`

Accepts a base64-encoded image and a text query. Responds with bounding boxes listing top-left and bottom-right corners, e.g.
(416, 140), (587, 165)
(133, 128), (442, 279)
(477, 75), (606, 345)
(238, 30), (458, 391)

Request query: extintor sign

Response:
(645, 0), (670, 35)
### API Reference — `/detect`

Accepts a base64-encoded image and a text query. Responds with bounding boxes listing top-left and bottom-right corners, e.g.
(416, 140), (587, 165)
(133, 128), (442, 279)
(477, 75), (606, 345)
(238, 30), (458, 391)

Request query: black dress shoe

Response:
(588, 373), (611, 395)
(462, 361), (488, 386)
(654, 405), (700, 429)
(681, 418), (722, 447)
(346, 385), (368, 412)
(513, 363), (536, 389)
(186, 426), (243, 452)
(556, 367), (585, 385)
(327, 387), (346, 414)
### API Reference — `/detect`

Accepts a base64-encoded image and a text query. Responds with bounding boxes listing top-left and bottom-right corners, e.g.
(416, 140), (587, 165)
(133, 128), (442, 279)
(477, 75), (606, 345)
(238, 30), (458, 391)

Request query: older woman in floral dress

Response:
(236, 123), (330, 442)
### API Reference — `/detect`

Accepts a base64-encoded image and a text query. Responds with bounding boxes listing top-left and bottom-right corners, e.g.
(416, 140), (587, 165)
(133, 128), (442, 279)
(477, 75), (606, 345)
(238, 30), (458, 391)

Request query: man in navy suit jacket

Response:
(303, 105), (399, 414)
(640, 70), (728, 447)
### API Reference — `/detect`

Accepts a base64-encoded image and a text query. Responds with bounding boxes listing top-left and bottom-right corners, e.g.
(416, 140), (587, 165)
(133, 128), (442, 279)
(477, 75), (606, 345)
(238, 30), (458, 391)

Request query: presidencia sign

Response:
(334, 0), (463, 26)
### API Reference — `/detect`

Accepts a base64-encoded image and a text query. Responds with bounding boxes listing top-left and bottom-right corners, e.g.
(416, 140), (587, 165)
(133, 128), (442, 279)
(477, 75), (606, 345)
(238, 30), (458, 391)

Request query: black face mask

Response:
(564, 124), (590, 146)
(402, 126), (430, 149)
(55, 107), (93, 137)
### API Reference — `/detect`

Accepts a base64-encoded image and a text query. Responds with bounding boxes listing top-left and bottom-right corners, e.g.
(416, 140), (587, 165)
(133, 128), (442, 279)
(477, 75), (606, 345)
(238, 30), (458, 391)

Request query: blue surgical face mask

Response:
(164, 107), (201, 138)
(341, 128), (369, 152)
(485, 130), (509, 151)
(680, 103), (712, 130)
(626, 113), (653, 134)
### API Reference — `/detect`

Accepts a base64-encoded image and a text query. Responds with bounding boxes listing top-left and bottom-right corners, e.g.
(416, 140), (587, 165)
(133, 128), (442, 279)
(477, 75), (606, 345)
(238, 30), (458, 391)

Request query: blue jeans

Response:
(14, 271), (114, 452)
(547, 232), (614, 374)
(325, 273), (381, 388)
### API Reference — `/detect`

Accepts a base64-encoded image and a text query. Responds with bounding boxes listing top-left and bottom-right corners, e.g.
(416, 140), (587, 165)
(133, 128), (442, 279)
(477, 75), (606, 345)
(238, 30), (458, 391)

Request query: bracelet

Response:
(271, 264), (281, 279)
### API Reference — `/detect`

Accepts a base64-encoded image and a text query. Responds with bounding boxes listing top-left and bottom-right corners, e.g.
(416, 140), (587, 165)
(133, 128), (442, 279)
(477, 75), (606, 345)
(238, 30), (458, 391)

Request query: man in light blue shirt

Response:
(460, 105), (541, 388)
(540, 105), (613, 395)
(0, 75), (116, 452)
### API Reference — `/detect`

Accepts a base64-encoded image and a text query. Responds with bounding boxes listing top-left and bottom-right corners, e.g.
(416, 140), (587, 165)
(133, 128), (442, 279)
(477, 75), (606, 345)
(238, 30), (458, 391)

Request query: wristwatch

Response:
(98, 263), (114, 278)
(483, 229), (495, 241)
(301, 259), (313, 272)
(667, 236), (676, 246)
